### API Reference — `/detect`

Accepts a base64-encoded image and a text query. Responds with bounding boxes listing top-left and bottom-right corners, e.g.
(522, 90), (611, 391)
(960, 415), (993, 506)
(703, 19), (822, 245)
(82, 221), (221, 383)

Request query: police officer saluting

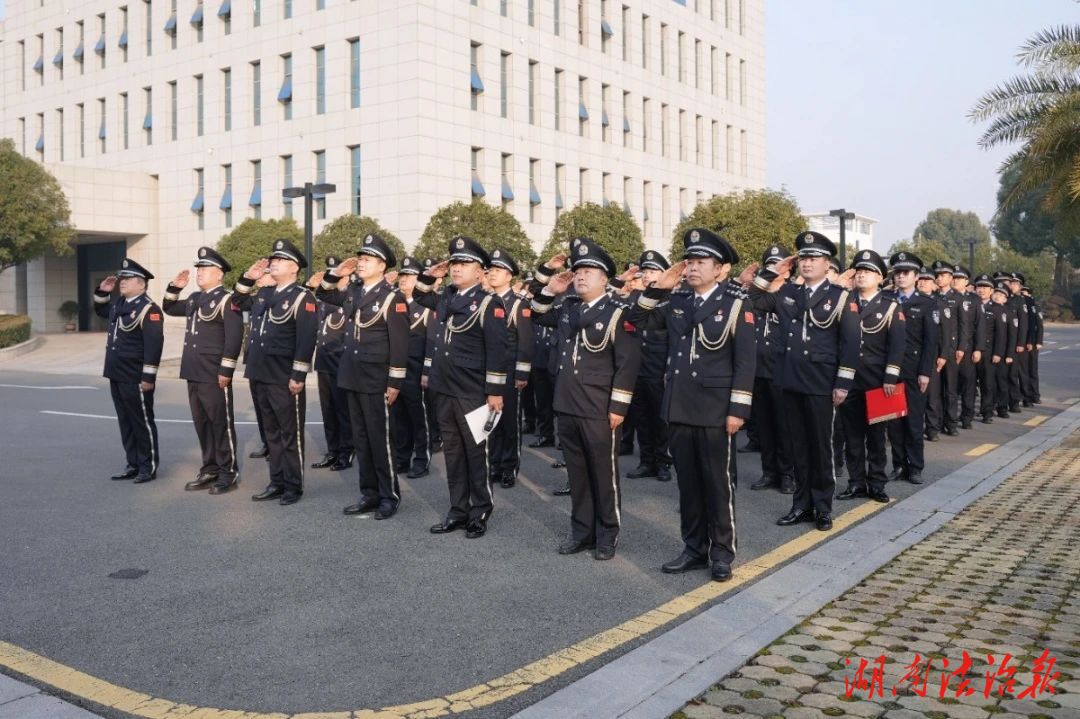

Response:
(531, 237), (642, 561)
(306, 257), (355, 473)
(630, 229), (755, 581)
(233, 239), (318, 506)
(95, 259), (165, 484)
(392, 256), (433, 479)
(162, 247), (244, 493)
(316, 234), (409, 519)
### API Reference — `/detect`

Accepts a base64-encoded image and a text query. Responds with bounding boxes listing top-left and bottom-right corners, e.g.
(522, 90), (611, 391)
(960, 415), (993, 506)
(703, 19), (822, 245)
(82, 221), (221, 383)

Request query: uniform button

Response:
(691, 371), (697, 377)
(804, 351), (808, 355)
(677, 352), (682, 357)
(574, 370), (579, 374)
(674, 370), (679, 374)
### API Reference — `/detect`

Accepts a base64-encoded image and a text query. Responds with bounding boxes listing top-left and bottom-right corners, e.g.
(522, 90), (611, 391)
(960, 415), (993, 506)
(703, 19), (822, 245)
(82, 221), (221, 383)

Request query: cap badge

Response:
(199, 248), (207, 257)
(275, 241), (283, 250)
(456, 239), (465, 249)
(122, 259), (129, 268)
(770, 248), (779, 255)
(579, 244), (588, 255)
(691, 230), (701, 241)
(899, 253), (906, 260)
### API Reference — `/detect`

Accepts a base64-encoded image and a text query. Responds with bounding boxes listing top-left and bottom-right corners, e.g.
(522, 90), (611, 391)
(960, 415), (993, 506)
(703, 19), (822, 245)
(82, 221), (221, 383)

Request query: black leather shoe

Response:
(943, 426), (959, 436)
(836, 486), (868, 500)
(1032, 398), (1042, 405)
(551, 459), (567, 469)
(209, 477), (238, 495)
(111, 467), (138, 481)
(552, 482), (571, 496)
(374, 505), (397, 520)
(906, 472), (924, 485)
(1022, 400), (1033, 408)
(522, 423), (536, 435)
(816, 514), (833, 531)
(626, 464), (658, 479)
(737, 441), (761, 453)
(500, 472), (516, 488)
(430, 518), (466, 534)
(997, 409), (1010, 418)
(888, 467), (906, 482)
(656, 465), (673, 482)
(981, 415), (994, 424)
(465, 520), (487, 538)
(185, 474), (218, 491)
(279, 492), (302, 506)
(711, 562), (732, 582)
(344, 500), (380, 515)
(249, 445), (269, 459)
(925, 431), (940, 442)
(407, 463), (430, 479)
(777, 509), (816, 526)
(594, 546), (616, 561)
(868, 488), (890, 503)
(779, 477), (796, 494)
(311, 453), (336, 469)
(529, 437), (555, 448)
(132, 473), (156, 484)
(751, 474), (778, 490)
(961, 420), (973, 430)
(661, 553), (708, 574)
(331, 453), (354, 471)
(252, 486), (284, 501)
(558, 539), (595, 555)
(1009, 405), (1021, 414)
(395, 462), (410, 473)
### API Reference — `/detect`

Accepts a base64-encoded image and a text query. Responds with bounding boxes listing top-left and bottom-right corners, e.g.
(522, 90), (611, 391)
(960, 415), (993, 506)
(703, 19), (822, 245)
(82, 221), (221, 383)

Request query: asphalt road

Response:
(1, 325), (1077, 718)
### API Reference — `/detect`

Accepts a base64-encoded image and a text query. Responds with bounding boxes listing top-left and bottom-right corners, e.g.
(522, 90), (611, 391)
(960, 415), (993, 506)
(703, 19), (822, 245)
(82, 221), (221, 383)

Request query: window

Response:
(144, 87), (153, 145)
(193, 168), (205, 229)
(553, 0), (560, 35)
(577, 0), (586, 46)
(120, 7), (129, 62)
(710, 46), (718, 95)
(33, 115), (43, 159)
(578, 76), (588, 137)
(711, 120), (719, 169)
(695, 114), (703, 164)
(195, 75), (204, 135)
(253, 0), (260, 26)
(677, 31), (685, 83)
(622, 176), (631, 215)
(349, 39), (361, 108)
(169, 81), (178, 140)
(661, 103), (668, 157)
(528, 0), (534, 26)
(601, 172), (610, 207)
(738, 0), (744, 34)
(528, 158), (540, 223)
(500, 0), (507, 16)
(54, 28), (64, 81)
(678, 109), (686, 161)
(221, 164), (233, 227)
(739, 59), (746, 105)
(555, 163), (565, 218)
(282, 155), (294, 218)
(621, 5), (630, 62)
(314, 46), (326, 115)
(251, 61), (261, 126)
(471, 147), (485, 197)
(317, 0), (324, 10)
(223, 68), (232, 131)
(192, 1), (203, 42)
(57, 108), (65, 161)
(661, 185), (671, 238)
(97, 14), (107, 68)
(527, 60), (537, 125)
(98, 98), (107, 153)
(219, 0), (232, 34)
(73, 22), (84, 74)
(660, 23), (667, 76)
(724, 0), (730, 28)
(145, 0), (152, 56)
(314, 150), (326, 219)
(642, 181), (652, 236)
(579, 168), (588, 204)
(694, 39), (701, 89)
(725, 124), (734, 173)
(601, 84), (610, 142)
(499, 52), (510, 119)
(77, 103), (85, 157)
(622, 91), (630, 147)
(640, 14), (648, 69)
(725, 53), (732, 101)
(554, 68), (563, 131)
(501, 153), (513, 209)
(166, 0), (176, 49)
(740, 129), (747, 175)
(35, 34), (44, 87)
(642, 97), (649, 150)
(250, 160), (262, 219)
(284, 0), (292, 19)
(280, 54), (293, 120)
(349, 146), (362, 215)
(18, 41), (26, 91)
(600, 0), (612, 53)
(121, 92), (129, 149)
(470, 42), (483, 111)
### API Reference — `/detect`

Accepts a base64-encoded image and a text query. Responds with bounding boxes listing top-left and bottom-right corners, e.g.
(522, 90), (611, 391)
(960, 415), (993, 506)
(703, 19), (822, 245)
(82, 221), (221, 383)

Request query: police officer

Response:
(836, 249), (905, 504)
(415, 237), (508, 539)
(744, 231), (861, 532)
(94, 259), (165, 484)
(317, 234), (410, 519)
(531, 238), (642, 561)
(392, 256), (433, 479)
(749, 244), (795, 494)
(527, 296), (558, 449)
(308, 257), (355, 473)
(420, 257), (444, 454)
(925, 261), (963, 437)
(486, 248), (534, 489)
(624, 250), (674, 483)
(245, 269), (277, 460)
(162, 247), (244, 494)
(886, 255), (939, 485)
(952, 265), (980, 429)
(973, 273), (1005, 423)
(630, 229), (755, 581)
(233, 240), (318, 506)
(1025, 284), (1043, 404)
(1006, 272), (1029, 413)
(991, 280), (1017, 418)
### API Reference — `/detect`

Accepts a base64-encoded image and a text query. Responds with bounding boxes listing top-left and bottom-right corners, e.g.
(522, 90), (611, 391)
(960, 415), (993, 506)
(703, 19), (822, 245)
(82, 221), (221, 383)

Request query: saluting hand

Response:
(306, 271), (324, 289)
(652, 260), (688, 290)
(512, 281), (524, 295)
(837, 268), (856, 290)
(775, 255), (797, 278)
(736, 262), (759, 287)
(617, 264), (639, 286)
(546, 252), (568, 271)
(426, 260), (450, 279)
(244, 258), (270, 280)
(172, 270), (190, 289)
(546, 271), (575, 295)
(334, 257), (360, 277)
(98, 275), (118, 293)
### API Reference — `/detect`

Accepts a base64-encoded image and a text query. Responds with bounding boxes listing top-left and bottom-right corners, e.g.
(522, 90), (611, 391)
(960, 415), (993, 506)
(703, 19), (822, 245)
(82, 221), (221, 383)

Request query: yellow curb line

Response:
(0, 501), (890, 719)
(1023, 415), (1048, 427)
(965, 443), (999, 457)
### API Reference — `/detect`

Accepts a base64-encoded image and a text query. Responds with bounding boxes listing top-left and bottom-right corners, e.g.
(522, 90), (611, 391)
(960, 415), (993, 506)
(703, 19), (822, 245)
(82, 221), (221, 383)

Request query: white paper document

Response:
(465, 404), (502, 444)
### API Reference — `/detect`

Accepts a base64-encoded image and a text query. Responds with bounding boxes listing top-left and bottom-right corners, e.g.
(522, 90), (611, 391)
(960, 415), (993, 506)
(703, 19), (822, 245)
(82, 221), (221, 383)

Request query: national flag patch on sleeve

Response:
(395, 302), (407, 313)
(494, 307), (506, 319)
(744, 311), (754, 325)
(305, 302), (316, 312)
(898, 311), (906, 321)
(522, 308), (531, 317)
(849, 302), (859, 312)
(149, 313), (161, 321)
(623, 321), (636, 333)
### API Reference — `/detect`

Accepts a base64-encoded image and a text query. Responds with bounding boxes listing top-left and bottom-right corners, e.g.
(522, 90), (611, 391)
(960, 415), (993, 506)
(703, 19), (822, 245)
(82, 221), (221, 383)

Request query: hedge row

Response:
(0, 315), (31, 349)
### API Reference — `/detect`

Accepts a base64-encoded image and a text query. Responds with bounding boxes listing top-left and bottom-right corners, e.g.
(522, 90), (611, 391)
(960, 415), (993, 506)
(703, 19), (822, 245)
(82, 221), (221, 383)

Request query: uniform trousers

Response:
(436, 392), (494, 523)
(393, 371), (430, 469)
(958, 355), (978, 423)
(927, 358), (959, 431)
(1028, 349), (1040, 402)
(110, 380), (159, 476)
(348, 390), (399, 509)
(840, 390), (887, 493)
(558, 413), (621, 549)
(489, 386), (522, 476)
(629, 375), (672, 468)
(187, 380), (237, 478)
(250, 380), (305, 494)
(888, 378), (928, 476)
(529, 368), (555, 441)
(994, 361), (1012, 413)
(976, 358), (996, 418)
(668, 423), (736, 564)
(783, 390), (836, 516)
(1009, 353), (1027, 407)
(317, 371), (353, 461)
(752, 376), (793, 481)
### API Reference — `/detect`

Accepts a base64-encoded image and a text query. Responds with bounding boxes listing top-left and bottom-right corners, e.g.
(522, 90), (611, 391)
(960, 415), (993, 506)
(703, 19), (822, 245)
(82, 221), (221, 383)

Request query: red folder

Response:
(866, 383), (908, 424)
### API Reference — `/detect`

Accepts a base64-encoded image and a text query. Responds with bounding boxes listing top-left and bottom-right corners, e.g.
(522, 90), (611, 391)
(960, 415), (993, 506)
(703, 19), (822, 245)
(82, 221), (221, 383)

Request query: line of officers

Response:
(93, 228), (1043, 583)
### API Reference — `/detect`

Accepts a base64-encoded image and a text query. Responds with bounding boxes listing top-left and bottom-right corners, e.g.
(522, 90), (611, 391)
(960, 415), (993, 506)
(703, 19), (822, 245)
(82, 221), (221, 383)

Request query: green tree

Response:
(215, 217), (303, 287)
(313, 215), (404, 270)
(669, 189), (806, 269)
(0, 138), (75, 273)
(886, 236), (953, 268)
(911, 209), (992, 262)
(414, 200), (536, 267)
(539, 202), (644, 270)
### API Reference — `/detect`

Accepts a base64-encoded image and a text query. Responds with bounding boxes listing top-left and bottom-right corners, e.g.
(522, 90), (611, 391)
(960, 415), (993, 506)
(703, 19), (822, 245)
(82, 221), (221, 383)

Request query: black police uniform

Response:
(528, 317), (557, 445)
(748, 231), (861, 528)
(1007, 284), (1029, 411)
(419, 258), (444, 452)
(392, 256), (433, 477)
(630, 230), (755, 575)
(416, 237), (509, 535)
(953, 267), (979, 428)
(94, 259), (165, 482)
(1027, 292), (1043, 403)
(926, 262), (966, 435)
(232, 239), (319, 503)
(162, 247), (244, 491)
(531, 238), (642, 557)
(312, 260), (354, 472)
(318, 235), (410, 516)
(1019, 285), (1038, 403)
(975, 277), (1006, 421)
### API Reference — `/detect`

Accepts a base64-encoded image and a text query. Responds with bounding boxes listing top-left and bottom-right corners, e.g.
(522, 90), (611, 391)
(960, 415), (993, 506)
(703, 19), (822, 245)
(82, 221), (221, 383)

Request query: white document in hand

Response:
(465, 404), (502, 444)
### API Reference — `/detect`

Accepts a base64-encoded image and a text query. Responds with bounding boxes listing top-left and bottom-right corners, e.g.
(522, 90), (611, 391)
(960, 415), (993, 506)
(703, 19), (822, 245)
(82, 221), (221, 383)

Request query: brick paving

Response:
(671, 431), (1080, 719)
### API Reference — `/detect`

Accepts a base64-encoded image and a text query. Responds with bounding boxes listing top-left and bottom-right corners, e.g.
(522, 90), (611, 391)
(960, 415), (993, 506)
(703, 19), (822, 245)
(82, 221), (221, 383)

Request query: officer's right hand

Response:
(288, 379), (304, 395)
(917, 375), (930, 393)
(244, 258), (270, 280)
(992, 355), (1001, 364)
(546, 271), (575, 295)
(617, 265), (639, 286)
(546, 252), (568, 270)
(832, 388), (848, 407)
(172, 270), (190, 288)
(1005, 357), (1013, 364)
(725, 416), (744, 435)
(426, 260), (450, 279)
(98, 275), (118, 293)
(935, 357), (946, 373)
(487, 394), (504, 413)
(335, 257), (360, 277)
(736, 263), (759, 286)
(774, 255), (797, 277)
(421, 374), (429, 390)
(306, 271), (324, 289)
(652, 261), (688, 290)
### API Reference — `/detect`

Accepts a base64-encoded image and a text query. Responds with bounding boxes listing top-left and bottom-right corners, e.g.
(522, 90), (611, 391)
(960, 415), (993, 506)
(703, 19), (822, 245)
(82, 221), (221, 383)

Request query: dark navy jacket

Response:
(93, 291), (165, 384)
(162, 284), (244, 383)
(232, 278), (318, 384)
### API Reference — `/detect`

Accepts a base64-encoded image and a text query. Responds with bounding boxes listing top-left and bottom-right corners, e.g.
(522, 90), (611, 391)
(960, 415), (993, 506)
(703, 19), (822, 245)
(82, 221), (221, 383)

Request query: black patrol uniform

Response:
(531, 238), (642, 556)
(318, 234), (410, 515)
(416, 237), (509, 534)
(94, 259), (165, 481)
(529, 317), (557, 445)
(1027, 290), (1043, 403)
(392, 256), (433, 478)
(747, 231), (861, 527)
(629, 230), (755, 573)
(312, 258), (354, 471)
(1006, 280), (1029, 411)
(232, 239), (319, 502)
(926, 261), (966, 435)
(973, 275), (1005, 421)
(162, 247), (245, 491)
(952, 266), (980, 427)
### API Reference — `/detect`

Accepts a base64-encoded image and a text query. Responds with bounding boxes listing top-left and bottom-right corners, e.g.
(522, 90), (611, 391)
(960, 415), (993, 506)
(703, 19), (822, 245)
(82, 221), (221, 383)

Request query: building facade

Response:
(805, 211), (877, 259)
(0, 0), (765, 331)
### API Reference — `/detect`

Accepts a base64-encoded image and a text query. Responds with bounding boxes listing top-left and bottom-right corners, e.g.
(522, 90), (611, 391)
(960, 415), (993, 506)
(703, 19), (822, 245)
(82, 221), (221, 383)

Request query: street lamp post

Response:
(283, 181), (336, 278)
(829, 208), (856, 269)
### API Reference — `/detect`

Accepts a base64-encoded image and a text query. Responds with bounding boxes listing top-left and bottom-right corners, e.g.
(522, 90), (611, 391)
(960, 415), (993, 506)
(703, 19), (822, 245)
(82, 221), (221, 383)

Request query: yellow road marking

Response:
(0, 501), (889, 719)
(965, 443), (999, 457)
(1024, 415), (1048, 427)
